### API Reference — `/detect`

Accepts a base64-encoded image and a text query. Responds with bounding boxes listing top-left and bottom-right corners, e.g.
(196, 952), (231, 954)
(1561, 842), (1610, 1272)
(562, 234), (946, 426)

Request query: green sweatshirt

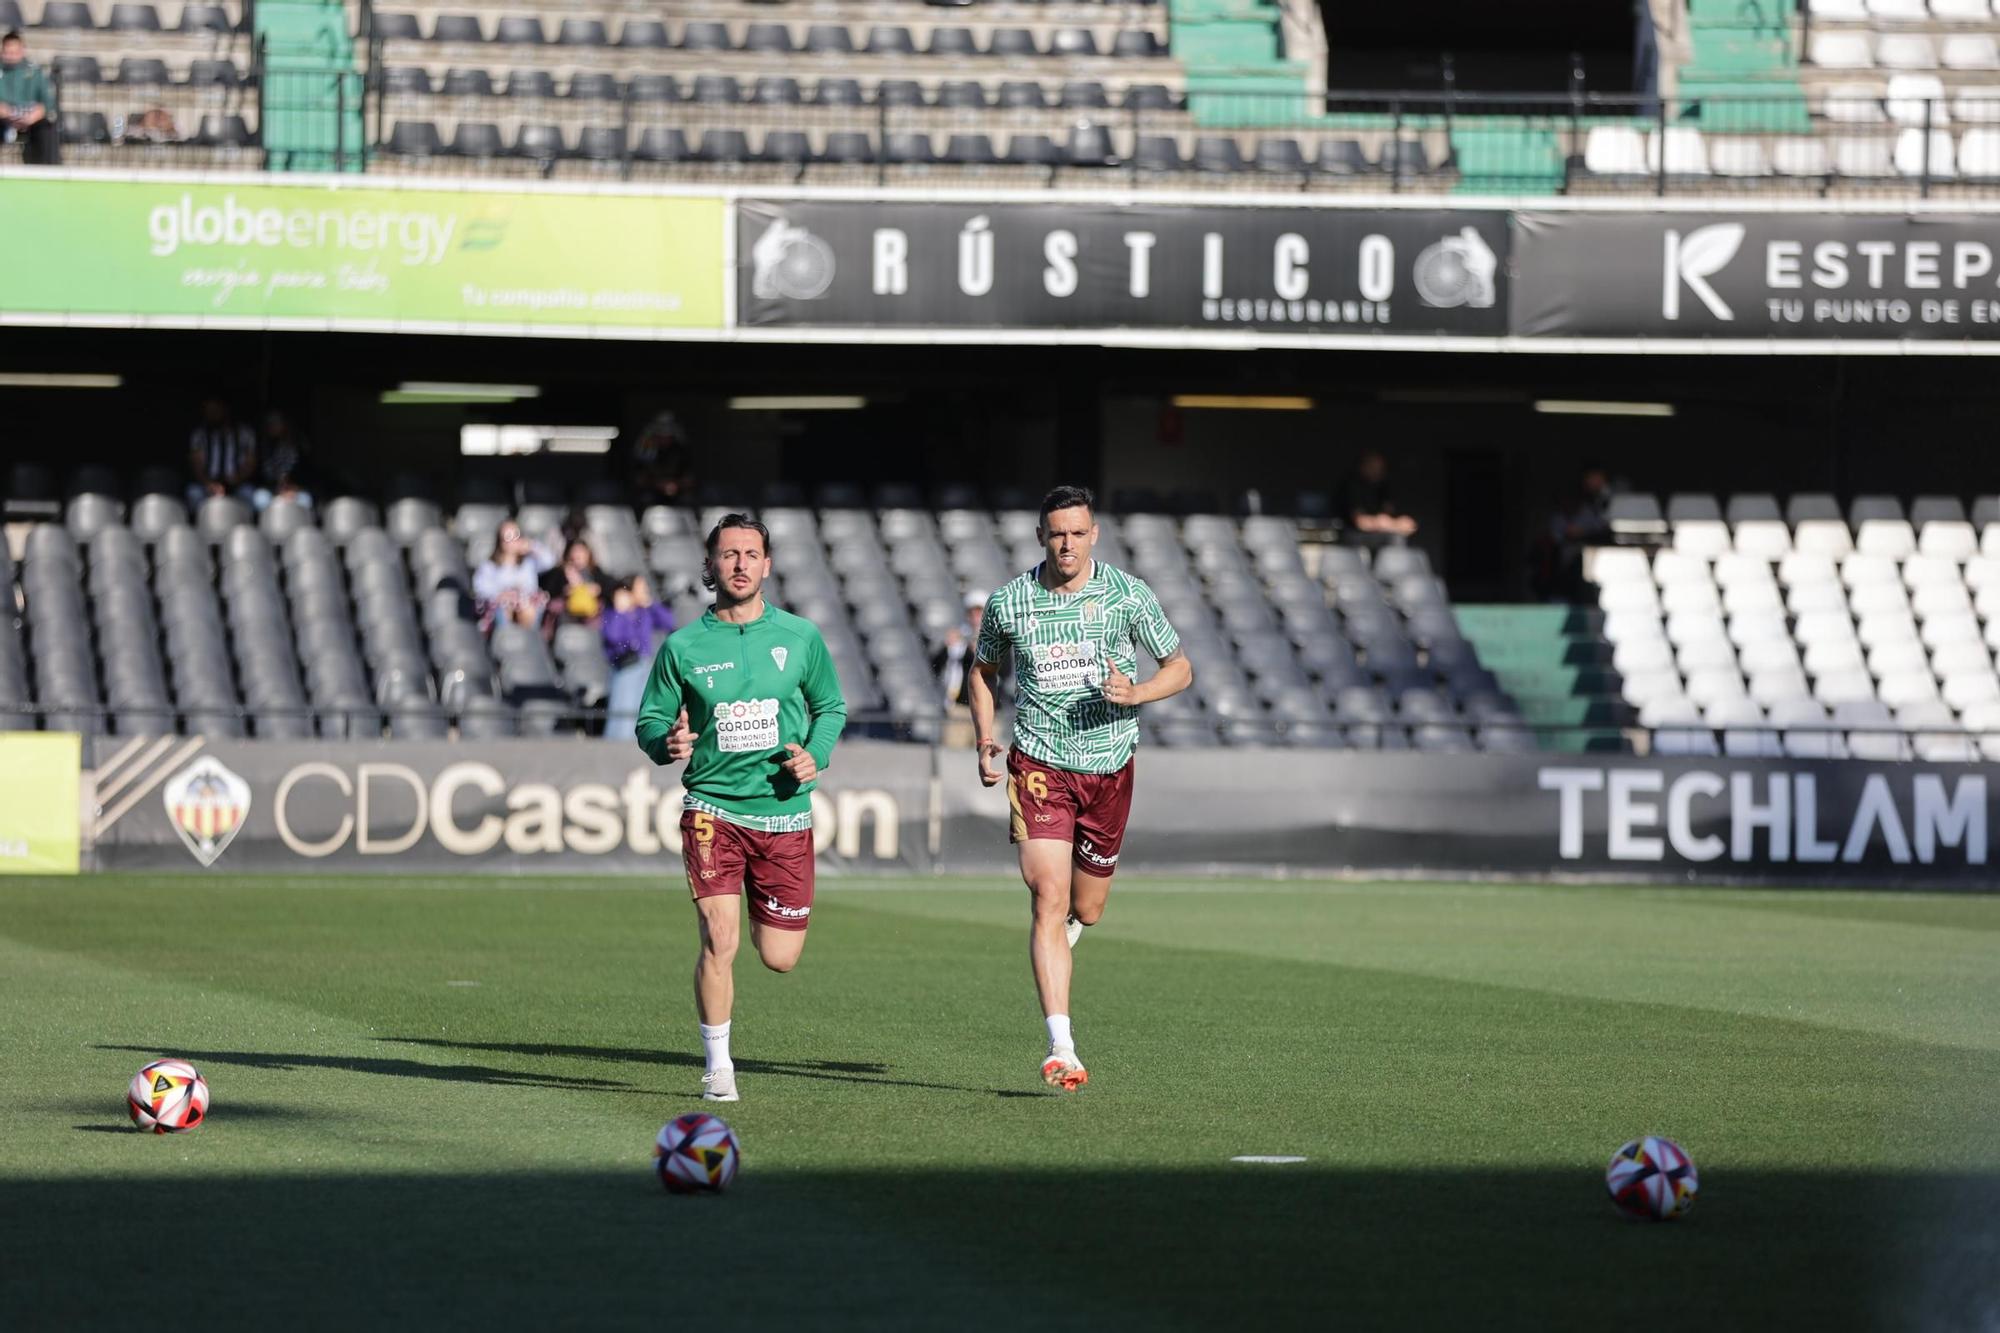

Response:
(635, 602), (847, 833)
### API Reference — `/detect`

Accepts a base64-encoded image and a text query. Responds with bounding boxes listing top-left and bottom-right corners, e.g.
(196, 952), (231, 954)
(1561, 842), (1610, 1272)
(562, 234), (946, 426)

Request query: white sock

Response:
(700, 1021), (732, 1073)
(1045, 1014), (1073, 1052)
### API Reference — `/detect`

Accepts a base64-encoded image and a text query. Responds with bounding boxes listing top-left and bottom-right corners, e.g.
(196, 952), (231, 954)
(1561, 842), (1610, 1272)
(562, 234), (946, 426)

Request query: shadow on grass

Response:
(62, 1098), (339, 1132)
(94, 1044), (634, 1092)
(3, 1165), (1994, 1331)
(382, 1036), (1046, 1099)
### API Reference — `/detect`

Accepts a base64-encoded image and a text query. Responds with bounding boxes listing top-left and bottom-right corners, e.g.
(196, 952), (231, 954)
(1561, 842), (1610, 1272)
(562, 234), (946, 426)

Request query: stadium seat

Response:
(430, 14), (483, 43)
(1896, 128), (1956, 177)
(681, 22), (733, 51)
(1887, 74), (1949, 124)
(557, 18), (606, 47)
(1879, 34), (1940, 70)
(1809, 32), (1875, 69)
(620, 19), (669, 48)
(38, 2), (94, 28)
(493, 15), (544, 44)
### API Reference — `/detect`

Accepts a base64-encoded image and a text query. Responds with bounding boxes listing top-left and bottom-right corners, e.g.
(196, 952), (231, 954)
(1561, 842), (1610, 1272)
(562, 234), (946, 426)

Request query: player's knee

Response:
(758, 949), (799, 974)
(1072, 899), (1106, 927)
(700, 920), (740, 962)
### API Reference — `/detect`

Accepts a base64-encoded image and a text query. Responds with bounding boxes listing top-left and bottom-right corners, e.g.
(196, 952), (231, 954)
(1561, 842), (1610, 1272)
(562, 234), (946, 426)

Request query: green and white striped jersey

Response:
(975, 560), (1181, 775)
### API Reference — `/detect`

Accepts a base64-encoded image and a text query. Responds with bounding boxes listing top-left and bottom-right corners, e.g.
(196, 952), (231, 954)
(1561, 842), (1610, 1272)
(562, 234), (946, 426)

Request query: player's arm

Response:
(633, 640), (690, 765)
(969, 593), (1007, 786)
(1103, 583), (1193, 706)
(783, 632), (847, 783)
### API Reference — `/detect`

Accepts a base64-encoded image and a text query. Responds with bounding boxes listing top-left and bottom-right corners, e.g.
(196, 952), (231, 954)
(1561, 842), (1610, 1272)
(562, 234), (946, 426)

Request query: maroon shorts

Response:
(680, 808), (815, 931)
(1006, 748), (1136, 877)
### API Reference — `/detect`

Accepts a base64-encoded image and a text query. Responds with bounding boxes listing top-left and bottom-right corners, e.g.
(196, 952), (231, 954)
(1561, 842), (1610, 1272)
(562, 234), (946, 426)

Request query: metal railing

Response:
(19, 80), (2000, 200)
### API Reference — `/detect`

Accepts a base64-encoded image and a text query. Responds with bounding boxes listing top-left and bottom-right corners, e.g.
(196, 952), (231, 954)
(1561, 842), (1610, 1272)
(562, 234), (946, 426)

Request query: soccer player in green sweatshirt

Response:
(635, 514), (847, 1102)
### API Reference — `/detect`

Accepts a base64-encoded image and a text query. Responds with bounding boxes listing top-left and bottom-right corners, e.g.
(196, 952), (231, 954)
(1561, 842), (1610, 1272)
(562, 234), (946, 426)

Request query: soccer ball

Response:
(1606, 1136), (1698, 1220)
(654, 1113), (739, 1194)
(127, 1058), (210, 1134)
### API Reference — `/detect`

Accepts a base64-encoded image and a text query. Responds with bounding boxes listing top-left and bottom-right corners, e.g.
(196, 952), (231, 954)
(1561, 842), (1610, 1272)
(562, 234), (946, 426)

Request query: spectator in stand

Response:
(186, 396), (259, 509)
(252, 410), (315, 512)
(600, 574), (673, 741)
(542, 538), (604, 626)
(473, 520), (552, 631)
(1336, 449), (1417, 547)
(628, 411), (695, 504)
(931, 589), (988, 747)
(0, 32), (59, 166)
(1538, 463), (1616, 602)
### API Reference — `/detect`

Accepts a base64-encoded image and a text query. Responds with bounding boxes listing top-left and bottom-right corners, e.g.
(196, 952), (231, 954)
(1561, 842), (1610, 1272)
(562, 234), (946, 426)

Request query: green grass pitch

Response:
(4, 874), (1998, 1330)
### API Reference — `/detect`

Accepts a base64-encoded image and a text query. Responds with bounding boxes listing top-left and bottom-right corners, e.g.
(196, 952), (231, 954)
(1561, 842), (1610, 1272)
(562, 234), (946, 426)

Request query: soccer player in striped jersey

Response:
(968, 485), (1193, 1091)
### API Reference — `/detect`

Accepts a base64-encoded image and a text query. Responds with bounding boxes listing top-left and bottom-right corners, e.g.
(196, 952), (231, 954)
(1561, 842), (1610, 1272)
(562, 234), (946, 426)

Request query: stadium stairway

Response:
(1171, 0), (1318, 127)
(1676, 0), (1811, 133)
(1453, 604), (1630, 753)
(257, 0), (365, 170)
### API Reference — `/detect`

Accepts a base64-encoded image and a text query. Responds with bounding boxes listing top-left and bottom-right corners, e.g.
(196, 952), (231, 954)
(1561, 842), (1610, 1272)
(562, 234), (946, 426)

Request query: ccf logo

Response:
(163, 756), (252, 867)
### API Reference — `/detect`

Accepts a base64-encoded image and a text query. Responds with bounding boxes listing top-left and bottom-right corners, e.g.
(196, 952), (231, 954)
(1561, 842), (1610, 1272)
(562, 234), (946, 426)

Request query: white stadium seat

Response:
(1955, 88), (2000, 124)
(1686, 667), (1750, 709)
(1942, 35), (2000, 72)
(1601, 609), (1665, 646)
(1912, 582), (1974, 619)
(1590, 548), (1652, 585)
(1985, 523), (2000, 558)
(1841, 553), (1901, 589)
(1854, 518), (1919, 558)
(1823, 84), (1887, 123)
(1878, 35), (1941, 71)
(1932, 0), (1995, 19)
(1807, 639), (1870, 678)
(1868, 639), (1930, 679)
(1942, 671), (2000, 710)
(1709, 138), (1772, 176)
(1958, 127), (2000, 177)
(1810, 32), (1877, 69)
(1809, 0), (1869, 15)
(1672, 519), (1732, 558)
(1849, 582), (1913, 619)
(1741, 637), (1804, 675)
(1723, 580), (1786, 617)
(1779, 550), (1840, 587)
(1772, 137), (1834, 176)
(1975, 582), (2000, 619)
(1917, 522), (1979, 560)
(1837, 701), (1912, 761)
(1896, 127), (1957, 177)
(1728, 523), (1792, 562)
(1667, 609), (1730, 649)
(1794, 520), (1855, 558)
(1922, 613), (1983, 650)
(1931, 640), (1992, 679)
(1962, 701), (2000, 760)
(1963, 555), (2000, 591)
(1599, 581), (1660, 616)
(1868, 0), (1933, 19)
(1652, 550), (1711, 587)
(1661, 581), (1723, 616)
(1730, 614), (1793, 653)
(1772, 698), (1847, 759)
(1877, 668), (1941, 708)
(1652, 127), (1711, 175)
(1887, 74), (1950, 125)
(1678, 638), (1738, 675)
(1622, 670), (1687, 710)
(1899, 700), (1978, 763)
(1583, 126), (1648, 176)
(1613, 637), (1675, 676)
(1834, 136), (1898, 177)
(1901, 553), (1961, 589)
(1857, 610), (1921, 649)
(1787, 581), (1848, 616)
(1714, 552), (1779, 589)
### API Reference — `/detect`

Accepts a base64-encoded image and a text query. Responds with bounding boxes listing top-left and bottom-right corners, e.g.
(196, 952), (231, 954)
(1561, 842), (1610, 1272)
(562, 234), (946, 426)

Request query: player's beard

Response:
(714, 568), (764, 610)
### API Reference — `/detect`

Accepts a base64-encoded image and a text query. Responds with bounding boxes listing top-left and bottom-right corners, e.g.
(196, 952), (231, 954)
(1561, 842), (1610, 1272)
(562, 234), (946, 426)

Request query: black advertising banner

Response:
(738, 199), (1510, 334)
(1514, 211), (2000, 340)
(83, 735), (1998, 885)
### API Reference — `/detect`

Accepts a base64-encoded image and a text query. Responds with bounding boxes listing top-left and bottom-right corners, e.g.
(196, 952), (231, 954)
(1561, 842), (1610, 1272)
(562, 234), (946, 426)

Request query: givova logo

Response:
(1662, 223), (1746, 321)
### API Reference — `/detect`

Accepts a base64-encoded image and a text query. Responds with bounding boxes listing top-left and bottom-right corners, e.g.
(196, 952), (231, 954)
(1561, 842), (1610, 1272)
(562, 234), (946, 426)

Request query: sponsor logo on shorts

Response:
(763, 896), (811, 919)
(1076, 837), (1119, 868)
(1034, 812), (1055, 824)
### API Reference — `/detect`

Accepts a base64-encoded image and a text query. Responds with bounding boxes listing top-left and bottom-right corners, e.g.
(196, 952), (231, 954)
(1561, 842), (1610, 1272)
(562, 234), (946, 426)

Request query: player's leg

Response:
(1008, 750), (1089, 1090)
(1065, 758), (1136, 949)
(745, 826), (814, 973)
(682, 810), (746, 1101)
(1020, 837), (1078, 1021)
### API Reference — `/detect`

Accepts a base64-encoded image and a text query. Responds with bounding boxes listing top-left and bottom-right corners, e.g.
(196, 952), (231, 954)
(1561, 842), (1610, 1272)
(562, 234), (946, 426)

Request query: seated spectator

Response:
(473, 521), (551, 630)
(931, 590), (987, 747)
(600, 575), (673, 741)
(253, 410), (315, 512)
(186, 396), (258, 509)
(0, 32), (58, 166)
(1336, 449), (1417, 547)
(123, 105), (178, 143)
(628, 412), (695, 504)
(1536, 464), (1615, 602)
(541, 539), (604, 625)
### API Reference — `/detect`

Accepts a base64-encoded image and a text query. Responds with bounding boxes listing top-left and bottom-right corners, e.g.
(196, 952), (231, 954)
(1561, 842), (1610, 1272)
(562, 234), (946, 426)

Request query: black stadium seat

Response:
(633, 126), (691, 162)
(568, 72), (617, 101)
(1114, 31), (1167, 57)
(865, 26), (916, 55)
(815, 78), (863, 106)
(557, 19), (607, 47)
(381, 66), (430, 94)
(1060, 80), (1109, 109)
(443, 68), (494, 96)
(512, 124), (566, 161)
(744, 23), (793, 53)
(447, 122), (503, 157)
(999, 81), (1048, 109)
(944, 133), (999, 165)
(938, 80), (987, 109)
(575, 126), (625, 162)
(38, 2), (96, 29)
(620, 19), (669, 48)
(108, 4), (161, 32)
(178, 3), (231, 31)
(762, 130), (812, 164)
(1725, 493), (1783, 525)
(60, 110), (109, 144)
(1133, 135), (1185, 171)
(820, 131), (874, 164)
(753, 76), (803, 105)
(1067, 125), (1117, 167)
(883, 131), (936, 165)
(627, 73), (680, 103)
(1317, 138), (1373, 174)
(1666, 493), (1723, 524)
(987, 28), (1038, 58)
(1005, 133), (1059, 166)
(386, 120), (443, 156)
(371, 11), (420, 40)
(681, 21), (732, 51)
(699, 128), (753, 163)
(493, 15), (544, 44)
(117, 58), (170, 86)
(693, 75), (741, 104)
(806, 24), (854, 54)
(1052, 28), (1099, 57)
(53, 54), (101, 84)
(1194, 137), (1249, 173)
(1785, 492), (1841, 525)
(1123, 83), (1176, 110)
(1256, 138), (1309, 173)
(430, 14), (483, 43)
(877, 79), (923, 107)
(504, 70), (556, 98)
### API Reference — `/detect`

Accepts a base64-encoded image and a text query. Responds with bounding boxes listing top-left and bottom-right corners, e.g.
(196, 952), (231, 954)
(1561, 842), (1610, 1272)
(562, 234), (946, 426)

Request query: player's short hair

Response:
(2, 29), (23, 42)
(1038, 485), (1095, 526)
(701, 513), (772, 591)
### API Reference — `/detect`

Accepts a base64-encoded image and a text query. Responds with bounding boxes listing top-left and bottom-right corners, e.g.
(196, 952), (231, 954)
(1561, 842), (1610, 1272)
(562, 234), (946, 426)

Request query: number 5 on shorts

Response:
(687, 811), (715, 902)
